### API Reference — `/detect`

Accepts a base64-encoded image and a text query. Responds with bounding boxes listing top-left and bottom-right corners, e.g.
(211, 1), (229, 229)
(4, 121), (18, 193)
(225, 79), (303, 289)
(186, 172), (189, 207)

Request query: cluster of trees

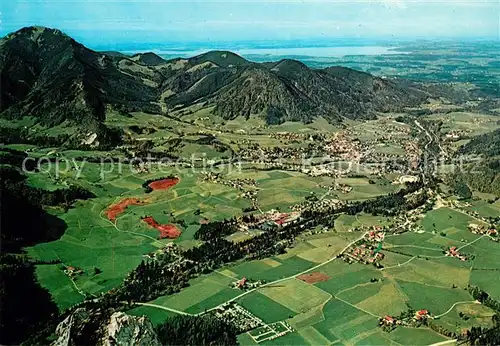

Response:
(427, 321), (458, 339)
(1, 165), (94, 207)
(0, 150), (94, 250)
(449, 159), (500, 196)
(0, 255), (59, 344)
(120, 252), (191, 302)
(1, 168), (67, 251)
(464, 286), (500, 345)
(468, 286), (500, 312)
(453, 180), (473, 200)
(155, 315), (238, 346)
(193, 219), (239, 241)
(459, 128), (500, 157)
(466, 315), (500, 346)
(0, 126), (70, 147)
(0, 124), (123, 151)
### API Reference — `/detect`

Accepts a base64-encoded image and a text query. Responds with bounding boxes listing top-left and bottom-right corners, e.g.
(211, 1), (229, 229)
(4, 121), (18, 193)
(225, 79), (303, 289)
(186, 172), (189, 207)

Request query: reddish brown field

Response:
(297, 272), (330, 284)
(106, 198), (144, 222)
(148, 177), (180, 191)
(142, 216), (181, 239)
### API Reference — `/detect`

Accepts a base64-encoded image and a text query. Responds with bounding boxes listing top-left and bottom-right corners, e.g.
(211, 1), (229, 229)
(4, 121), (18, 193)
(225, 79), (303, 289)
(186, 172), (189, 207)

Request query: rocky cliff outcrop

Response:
(104, 312), (161, 346)
(51, 309), (160, 346)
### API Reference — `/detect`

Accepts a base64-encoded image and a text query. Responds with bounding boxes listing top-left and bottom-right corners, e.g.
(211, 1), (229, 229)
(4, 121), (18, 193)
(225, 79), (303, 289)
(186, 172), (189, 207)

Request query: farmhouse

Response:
(366, 231), (385, 242)
(445, 246), (467, 261)
(231, 277), (262, 290)
(468, 223), (484, 234)
(414, 309), (430, 320)
(64, 265), (83, 277)
(238, 277), (247, 289)
(487, 228), (498, 236)
(382, 315), (396, 325)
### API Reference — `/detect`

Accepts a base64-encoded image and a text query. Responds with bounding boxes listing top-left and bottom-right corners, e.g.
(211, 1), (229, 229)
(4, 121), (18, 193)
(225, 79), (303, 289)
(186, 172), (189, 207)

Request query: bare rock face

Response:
(104, 312), (161, 346)
(51, 309), (160, 346)
(51, 308), (91, 346)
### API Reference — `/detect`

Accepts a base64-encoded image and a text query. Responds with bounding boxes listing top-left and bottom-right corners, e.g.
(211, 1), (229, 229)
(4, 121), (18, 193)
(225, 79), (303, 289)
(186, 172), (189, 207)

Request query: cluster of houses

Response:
(239, 210), (302, 232)
(444, 130), (470, 141)
(341, 227), (390, 266)
(201, 172), (260, 210)
(238, 145), (311, 162)
(231, 277), (263, 290)
(302, 165), (345, 178)
(323, 132), (362, 161)
(291, 197), (345, 213)
(445, 246), (468, 261)
(202, 172), (258, 190)
(365, 229), (386, 242)
(380, 309), (431, 329)
(380, 315), (402, 327)
(141, 243), (191, 270)
(468, 223), (498, 237)
(64, 265), (83, 277)
(269, 132), (310, 142)
(319, 182), (353, 194)
(404, 141), (422, 170)
(342, 243), (385, 266)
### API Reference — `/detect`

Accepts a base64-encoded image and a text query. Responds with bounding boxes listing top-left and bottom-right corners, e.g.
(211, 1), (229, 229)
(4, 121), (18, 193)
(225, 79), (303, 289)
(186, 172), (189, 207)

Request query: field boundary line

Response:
(434, 300), (479, 318)
(380, 256), (416, 270)
(428, 339), (457, 346)
(333, 296), (379, 318)
(130, 302), (191, 316)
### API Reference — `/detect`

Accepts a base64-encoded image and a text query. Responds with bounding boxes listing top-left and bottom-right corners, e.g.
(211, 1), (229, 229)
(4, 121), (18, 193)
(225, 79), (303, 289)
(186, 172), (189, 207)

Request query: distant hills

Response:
(0, 26), (460, 145)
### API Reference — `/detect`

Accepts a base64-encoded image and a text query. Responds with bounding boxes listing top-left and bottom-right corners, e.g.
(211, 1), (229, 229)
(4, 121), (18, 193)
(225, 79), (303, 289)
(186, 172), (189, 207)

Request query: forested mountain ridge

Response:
(459, 128), (500, 157)
(451, 128), (500, 196)
(1, 26), (443, 140)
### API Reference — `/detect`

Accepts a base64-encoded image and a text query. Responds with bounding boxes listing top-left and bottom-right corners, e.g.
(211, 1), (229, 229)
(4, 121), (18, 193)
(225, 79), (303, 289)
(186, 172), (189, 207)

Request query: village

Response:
(445, 246), (468, 261)
(341, 228), (386, 267)
(228, 127), (424, 178)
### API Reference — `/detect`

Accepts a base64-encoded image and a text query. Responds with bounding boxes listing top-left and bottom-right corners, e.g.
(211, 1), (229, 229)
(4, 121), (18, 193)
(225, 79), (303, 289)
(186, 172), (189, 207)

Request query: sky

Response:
(1, 0), (499, 48)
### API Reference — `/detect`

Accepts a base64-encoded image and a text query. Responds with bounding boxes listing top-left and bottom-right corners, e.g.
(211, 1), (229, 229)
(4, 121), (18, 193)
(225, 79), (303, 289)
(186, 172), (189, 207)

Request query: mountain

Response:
(51, 309), (161, 346)
(188, 50), (252, 68)
(131, 52), (167, 66)
(0, 27), (159, 145)
(0, 26), (438, 145)
(164, 57), (428, 123)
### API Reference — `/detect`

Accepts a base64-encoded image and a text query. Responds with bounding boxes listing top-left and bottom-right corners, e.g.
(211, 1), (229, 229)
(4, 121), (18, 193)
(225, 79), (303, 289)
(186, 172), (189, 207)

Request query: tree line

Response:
(155, 315), (238, 345)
